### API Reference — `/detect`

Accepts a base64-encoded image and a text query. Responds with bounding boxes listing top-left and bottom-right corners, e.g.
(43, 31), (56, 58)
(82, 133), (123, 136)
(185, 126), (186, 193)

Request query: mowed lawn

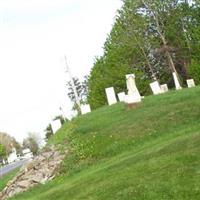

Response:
(11, 87), (200, 200)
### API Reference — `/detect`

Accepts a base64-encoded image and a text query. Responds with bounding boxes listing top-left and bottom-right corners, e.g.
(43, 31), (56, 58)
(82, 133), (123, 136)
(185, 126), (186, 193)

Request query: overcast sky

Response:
(0, 0), (122, 143)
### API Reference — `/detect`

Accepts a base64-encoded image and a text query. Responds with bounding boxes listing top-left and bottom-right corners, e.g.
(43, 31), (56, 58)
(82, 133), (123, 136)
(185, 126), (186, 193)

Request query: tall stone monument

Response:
(124, 74), (141, 104)
(105, 87), (117, 105)
(172, 72), (182, 90)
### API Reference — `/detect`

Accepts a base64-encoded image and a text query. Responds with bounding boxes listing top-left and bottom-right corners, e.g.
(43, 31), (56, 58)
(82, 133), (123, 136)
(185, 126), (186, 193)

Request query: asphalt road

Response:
(0, 159), (29, 177)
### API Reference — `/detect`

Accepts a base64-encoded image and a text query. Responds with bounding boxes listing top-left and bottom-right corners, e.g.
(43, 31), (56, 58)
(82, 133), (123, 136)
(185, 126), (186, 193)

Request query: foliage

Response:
(0, 143), (6, 159)
(0, 132), (21, 156)
(67, 77), (82, 102)
(67, 76), (89, 114)
(44, 124), (54, 141)
(188, 59), (200, 84)
(88, 0), (200, 109)
(23, 133), (40, 155)
(45, 116), (68, 141)
(53, 115), (67, 125)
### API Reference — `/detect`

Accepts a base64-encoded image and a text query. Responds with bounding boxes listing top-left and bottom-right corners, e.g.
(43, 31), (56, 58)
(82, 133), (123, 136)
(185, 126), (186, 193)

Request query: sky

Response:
(0, 0), (122, 143)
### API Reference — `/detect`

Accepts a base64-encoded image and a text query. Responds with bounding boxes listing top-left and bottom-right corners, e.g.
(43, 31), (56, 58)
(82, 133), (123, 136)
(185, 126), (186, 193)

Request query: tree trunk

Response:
(133, 34), (157, 81)
(141, 0), (181, 83)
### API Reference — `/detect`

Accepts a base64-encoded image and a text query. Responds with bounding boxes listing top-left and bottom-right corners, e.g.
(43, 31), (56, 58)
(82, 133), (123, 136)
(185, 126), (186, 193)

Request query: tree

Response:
(141, 0), (178, 73)
(81, 75), (89, 101)
(88, 1), (153, 109)
(0, 132), (22, 156)
(23, 133), (40, 155)
(44, 124), (54, 141)
(0, 143), (6, 159)
(53, 115), (67, 125)
(67, 76), (89, 114)
(87, 0), (200, 109)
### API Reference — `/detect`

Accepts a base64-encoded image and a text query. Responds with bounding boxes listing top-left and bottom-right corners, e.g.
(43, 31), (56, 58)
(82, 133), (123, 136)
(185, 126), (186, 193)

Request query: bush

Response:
(189, 59), (200, 85)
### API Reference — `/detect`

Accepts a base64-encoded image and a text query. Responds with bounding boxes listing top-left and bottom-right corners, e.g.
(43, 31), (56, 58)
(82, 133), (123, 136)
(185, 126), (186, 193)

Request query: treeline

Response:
(0, 132), (41, 161)
(87, 0), (200, 109)
(0, 132), (21, 159)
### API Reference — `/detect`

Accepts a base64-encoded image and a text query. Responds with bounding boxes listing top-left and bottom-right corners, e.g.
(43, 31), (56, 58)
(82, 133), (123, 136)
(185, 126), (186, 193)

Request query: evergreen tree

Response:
(44, 124), (54, 141)
(67, 76), (89, 114)
(23, 133), (40, 155)
(0, 143), (6, 159)
(87, 0), (200, 109)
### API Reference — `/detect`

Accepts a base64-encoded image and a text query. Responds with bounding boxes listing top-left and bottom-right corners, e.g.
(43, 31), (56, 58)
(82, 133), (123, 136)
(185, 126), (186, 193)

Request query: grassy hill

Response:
(11, 87), (200, 200)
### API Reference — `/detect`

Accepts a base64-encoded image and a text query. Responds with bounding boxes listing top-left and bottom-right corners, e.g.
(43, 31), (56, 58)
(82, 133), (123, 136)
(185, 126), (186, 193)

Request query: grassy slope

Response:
(11, 87), (200, 200)
(0, 169), (19, 191)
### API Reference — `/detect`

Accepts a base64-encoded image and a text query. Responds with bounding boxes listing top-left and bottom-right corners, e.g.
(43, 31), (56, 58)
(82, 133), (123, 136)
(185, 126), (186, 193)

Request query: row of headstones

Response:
(52, 73), (196, 134)
(105, 73), (196, 105)
(150, 72), (195, 95)
(78, 74), (140, 115)
(51, 104), (92, 134)
(105, 74), (141, 105)
(77, 73), (196, 115)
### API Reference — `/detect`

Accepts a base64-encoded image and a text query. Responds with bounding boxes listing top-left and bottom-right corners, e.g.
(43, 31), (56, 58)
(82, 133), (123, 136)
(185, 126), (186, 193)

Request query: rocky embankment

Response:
(0, 146), (65, 200)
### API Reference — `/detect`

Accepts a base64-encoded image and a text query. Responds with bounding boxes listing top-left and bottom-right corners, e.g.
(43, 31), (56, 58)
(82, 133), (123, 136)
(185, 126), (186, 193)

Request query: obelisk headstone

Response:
(124, 74), (141, 104)
(172, 72), (182, 90)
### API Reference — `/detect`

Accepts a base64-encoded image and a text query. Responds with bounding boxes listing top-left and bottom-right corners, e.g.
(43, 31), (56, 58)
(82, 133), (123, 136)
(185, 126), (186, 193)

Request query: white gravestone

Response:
(51, 119), (62, 134)
(160, 84), (169, 93)
(81, 104), (91, 115)
(150, 81), (162, 95)
(105, 87), (117, 105)
(124, 74), (141, 104)
(172, 72), (182, 90)
(186, 79), (195, 88)
(117, 92), (126, 102)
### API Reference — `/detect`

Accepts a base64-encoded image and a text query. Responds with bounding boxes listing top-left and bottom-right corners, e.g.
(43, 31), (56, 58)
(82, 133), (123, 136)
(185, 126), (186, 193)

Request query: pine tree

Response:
(67, 76), (89, 114)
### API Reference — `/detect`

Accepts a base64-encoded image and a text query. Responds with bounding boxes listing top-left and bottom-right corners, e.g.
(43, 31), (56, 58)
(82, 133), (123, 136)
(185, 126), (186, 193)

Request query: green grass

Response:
(0, 168), (19, 191)
(11, 87), (200, 199)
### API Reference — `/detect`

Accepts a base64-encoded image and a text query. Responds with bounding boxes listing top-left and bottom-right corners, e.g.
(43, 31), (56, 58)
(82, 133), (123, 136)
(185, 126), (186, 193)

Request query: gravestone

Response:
(172, 72), (182, 90)
(124, 74), (141, 104)
(51, 120), (62, 134)
(80, 104), (91, 115)
(150, 81), (162, 95)
(186, 79), (195, 88)
(124, 94), (141, 104)
(160, 84), (168, 93)
(117, 92), (126, 102)
(105, 87), (117, 105)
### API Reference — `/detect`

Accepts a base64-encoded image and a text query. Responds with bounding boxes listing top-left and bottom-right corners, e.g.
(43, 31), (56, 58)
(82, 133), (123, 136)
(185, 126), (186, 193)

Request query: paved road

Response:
(0, 159), (29, 177)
